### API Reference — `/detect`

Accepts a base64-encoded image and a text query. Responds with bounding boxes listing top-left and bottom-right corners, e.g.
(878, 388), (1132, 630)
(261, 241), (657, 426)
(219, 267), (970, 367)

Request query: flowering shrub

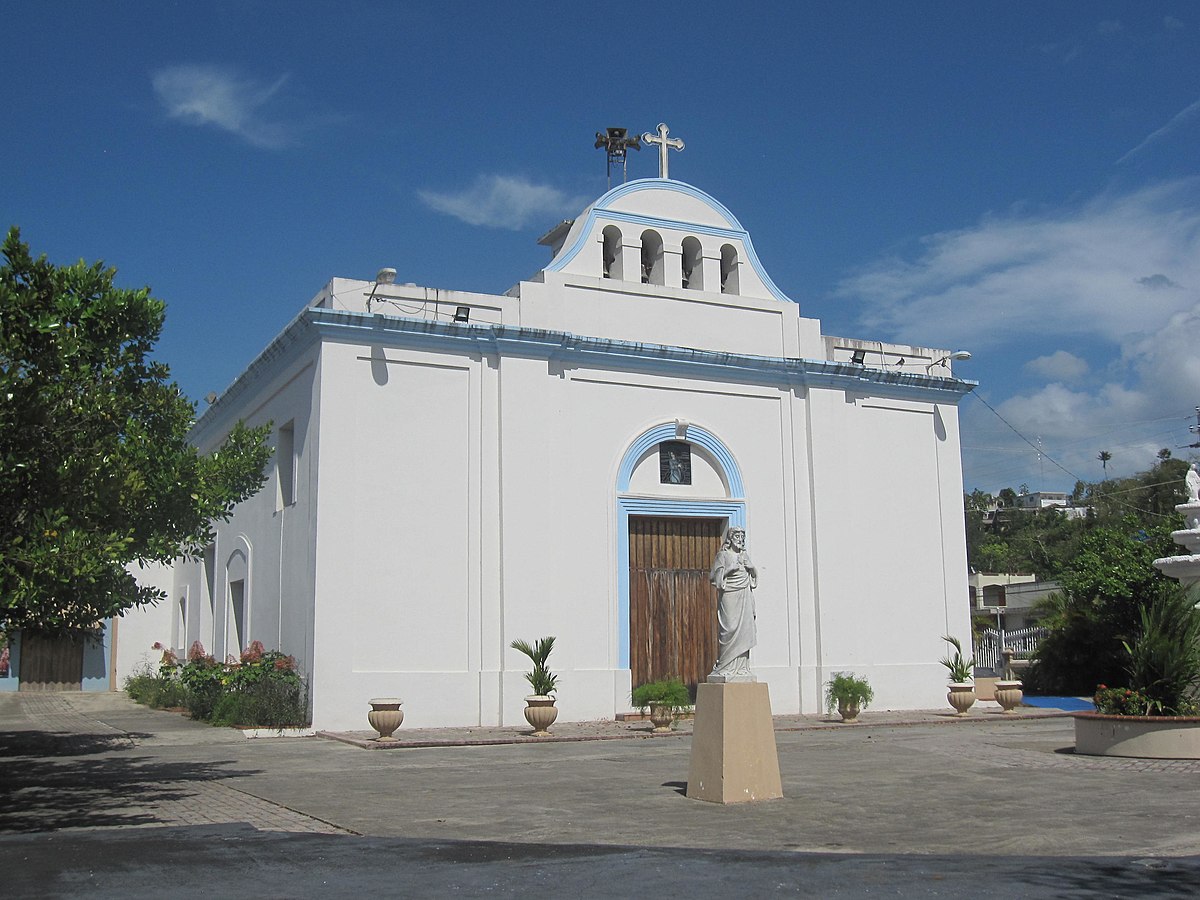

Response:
(126, 639), (307, 727)
(1093, 685), (1156, 716)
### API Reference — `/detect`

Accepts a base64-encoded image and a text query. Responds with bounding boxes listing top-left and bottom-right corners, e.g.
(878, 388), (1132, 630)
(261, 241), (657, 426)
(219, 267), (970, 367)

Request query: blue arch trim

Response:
(615, 421), (746, 670)
(543, 179), (794, 305)
(616, 422), (744, 497)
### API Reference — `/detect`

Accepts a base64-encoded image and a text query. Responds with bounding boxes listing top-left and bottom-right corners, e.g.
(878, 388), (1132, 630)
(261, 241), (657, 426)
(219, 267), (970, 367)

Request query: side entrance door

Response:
(628, 516), (723, 695)
(18, 631), (84, 691)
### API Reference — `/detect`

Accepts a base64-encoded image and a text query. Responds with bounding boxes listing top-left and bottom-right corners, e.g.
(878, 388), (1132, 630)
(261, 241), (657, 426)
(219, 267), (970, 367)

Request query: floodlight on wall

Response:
(926, 350), (972, 373)
(849, 349), (867, 365)
(453, 305), (470, 323)
(366, 267), (398, 313)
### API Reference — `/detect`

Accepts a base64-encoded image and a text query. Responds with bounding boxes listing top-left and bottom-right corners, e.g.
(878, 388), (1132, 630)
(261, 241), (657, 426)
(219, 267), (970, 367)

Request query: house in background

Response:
(118, 175), (976, 731)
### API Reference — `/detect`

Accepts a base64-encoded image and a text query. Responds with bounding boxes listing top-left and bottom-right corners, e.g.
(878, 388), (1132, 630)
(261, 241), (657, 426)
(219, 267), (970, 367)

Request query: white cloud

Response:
(152, 64), (293, 149)
(836, 180), (1200, 351)
(1025, 350), (1089, 383)
(837, 180), (1200, 490)
(417, 175), (587, 230)
(1117, 96), (1200, 164)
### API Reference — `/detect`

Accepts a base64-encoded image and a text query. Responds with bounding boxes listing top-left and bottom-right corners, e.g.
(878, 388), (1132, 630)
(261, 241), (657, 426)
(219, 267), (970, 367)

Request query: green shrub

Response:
(124, 662), (188, 709)
(824, 672), (874, 714)
(210, 678), (309, 728)
(632, 677), (692, 712)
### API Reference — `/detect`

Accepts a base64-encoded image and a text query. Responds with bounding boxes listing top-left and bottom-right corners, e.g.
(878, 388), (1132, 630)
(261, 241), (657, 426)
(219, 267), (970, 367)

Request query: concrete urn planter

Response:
(946, 683), (976, 716)
(993, 680), (1024, 713)
(523, 695), (558, 736)
(648, 702), (675, 733)
(838, 701), (861, 723)
(368, 698), (404, 742)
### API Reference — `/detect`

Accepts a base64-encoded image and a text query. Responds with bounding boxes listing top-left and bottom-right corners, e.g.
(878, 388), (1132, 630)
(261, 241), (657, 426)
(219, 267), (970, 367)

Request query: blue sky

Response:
(5, 2), (1199, 495)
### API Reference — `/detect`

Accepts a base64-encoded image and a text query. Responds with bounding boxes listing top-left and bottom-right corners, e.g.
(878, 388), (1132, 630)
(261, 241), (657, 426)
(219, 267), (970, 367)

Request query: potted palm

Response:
(940, 634), (976, 716)
(824, 672), (874, 722)
(632, 677), (692, 733)
(511, 636), (559, 736)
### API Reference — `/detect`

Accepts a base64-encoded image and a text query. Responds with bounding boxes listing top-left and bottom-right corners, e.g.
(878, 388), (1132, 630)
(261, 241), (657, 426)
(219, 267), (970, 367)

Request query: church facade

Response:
(119, 177), (974, 731)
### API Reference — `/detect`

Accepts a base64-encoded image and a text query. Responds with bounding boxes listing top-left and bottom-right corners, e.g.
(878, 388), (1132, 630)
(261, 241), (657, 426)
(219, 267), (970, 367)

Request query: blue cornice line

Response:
(193, 307), (977, 438)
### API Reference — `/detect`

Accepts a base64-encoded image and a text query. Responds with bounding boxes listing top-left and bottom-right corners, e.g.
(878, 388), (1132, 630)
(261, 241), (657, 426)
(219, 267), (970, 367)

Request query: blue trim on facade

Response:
(615, 423), (745, 497)
(542, 179), (794, 305)
(614, 418), (747, 670)
(308, 310), (973, 393)
(616, 498), (746, 670)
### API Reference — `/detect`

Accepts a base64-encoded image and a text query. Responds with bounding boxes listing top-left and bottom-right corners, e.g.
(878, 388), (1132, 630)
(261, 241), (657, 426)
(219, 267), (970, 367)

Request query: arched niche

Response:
(681, 236), (703, 290)
(641, 230), (665, 286)
(720, 244), (740, 294)
(602, 224), (623, 280)
(225, 540), (251, 657)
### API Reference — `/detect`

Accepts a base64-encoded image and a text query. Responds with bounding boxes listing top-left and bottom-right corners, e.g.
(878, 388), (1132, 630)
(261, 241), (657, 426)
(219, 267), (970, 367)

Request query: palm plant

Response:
(1123, 587), (1200, 715)
(939, 634), (975, 683)
(510, 636), (559, 697)
(1098, 450), (1112, 479)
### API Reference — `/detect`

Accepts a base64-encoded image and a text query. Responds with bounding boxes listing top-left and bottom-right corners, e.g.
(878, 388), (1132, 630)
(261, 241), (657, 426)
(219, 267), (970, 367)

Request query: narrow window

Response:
(602, 225), (622, 279)
(720, 244), (739, 294)
(277, 421), (296, 509)
(641, 230), (664, 286)
(228, 580), (246, 655)
(203, 545), (216, 649)
(173, 595), (187, 650)
(681, 237), (703, 290)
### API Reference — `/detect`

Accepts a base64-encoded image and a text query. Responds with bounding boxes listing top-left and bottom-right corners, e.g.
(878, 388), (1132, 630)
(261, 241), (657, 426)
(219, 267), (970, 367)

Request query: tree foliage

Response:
(1031, 519), (1179, 694)
(965, 455), (1194, 694)
(0, 228), (271, 633)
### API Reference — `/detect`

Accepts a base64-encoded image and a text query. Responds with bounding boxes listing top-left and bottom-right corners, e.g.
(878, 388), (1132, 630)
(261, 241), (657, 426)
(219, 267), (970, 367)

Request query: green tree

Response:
(0, 228), (271, 633)
(1097, 450), (1112, 479)
(1031, 518), (1180, 694)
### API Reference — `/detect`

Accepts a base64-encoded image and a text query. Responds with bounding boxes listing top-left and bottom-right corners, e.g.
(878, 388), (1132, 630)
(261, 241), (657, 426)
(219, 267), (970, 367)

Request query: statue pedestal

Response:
(686, 682), (783, 804)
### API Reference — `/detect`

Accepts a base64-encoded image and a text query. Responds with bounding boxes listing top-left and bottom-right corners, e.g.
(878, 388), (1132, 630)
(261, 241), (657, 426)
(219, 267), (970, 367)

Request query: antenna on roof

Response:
(594, 127), (641, 188)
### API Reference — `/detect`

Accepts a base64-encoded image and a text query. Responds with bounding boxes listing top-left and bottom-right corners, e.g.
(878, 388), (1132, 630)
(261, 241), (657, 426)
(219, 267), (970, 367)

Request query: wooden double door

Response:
(628, 516), (723, 695)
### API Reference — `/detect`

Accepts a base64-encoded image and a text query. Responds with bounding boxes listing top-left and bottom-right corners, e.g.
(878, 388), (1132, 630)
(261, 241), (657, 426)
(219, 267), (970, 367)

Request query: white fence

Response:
(974, 625), (1048, 673)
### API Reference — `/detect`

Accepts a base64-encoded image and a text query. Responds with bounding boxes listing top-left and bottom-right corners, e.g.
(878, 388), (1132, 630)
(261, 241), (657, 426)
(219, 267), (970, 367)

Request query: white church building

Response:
(119, 173), (975, 731)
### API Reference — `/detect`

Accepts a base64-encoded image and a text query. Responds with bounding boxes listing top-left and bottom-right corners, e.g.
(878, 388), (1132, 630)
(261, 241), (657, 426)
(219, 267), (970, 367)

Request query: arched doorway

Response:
(616, 423), (745, 694)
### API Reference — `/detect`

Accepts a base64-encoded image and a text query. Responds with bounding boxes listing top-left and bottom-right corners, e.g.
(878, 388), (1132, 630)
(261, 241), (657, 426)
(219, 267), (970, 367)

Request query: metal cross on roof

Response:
(641, 123), (684, 179)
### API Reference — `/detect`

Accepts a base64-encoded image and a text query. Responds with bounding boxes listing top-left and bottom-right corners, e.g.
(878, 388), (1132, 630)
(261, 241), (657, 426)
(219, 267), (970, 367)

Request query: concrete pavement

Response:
(3, 691), (1199, 897)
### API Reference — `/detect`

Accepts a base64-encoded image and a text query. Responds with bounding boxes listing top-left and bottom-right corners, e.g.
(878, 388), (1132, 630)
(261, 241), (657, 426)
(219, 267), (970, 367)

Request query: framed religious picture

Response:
(659, 441), (692, 485)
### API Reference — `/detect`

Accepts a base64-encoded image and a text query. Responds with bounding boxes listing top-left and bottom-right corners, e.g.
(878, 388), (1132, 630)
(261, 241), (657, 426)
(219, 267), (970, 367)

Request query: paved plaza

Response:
(2, 692), (1199, 897)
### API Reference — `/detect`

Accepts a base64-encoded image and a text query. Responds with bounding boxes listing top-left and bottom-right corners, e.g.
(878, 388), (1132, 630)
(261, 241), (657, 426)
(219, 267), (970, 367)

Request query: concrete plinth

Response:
(686, 681), (783, 804)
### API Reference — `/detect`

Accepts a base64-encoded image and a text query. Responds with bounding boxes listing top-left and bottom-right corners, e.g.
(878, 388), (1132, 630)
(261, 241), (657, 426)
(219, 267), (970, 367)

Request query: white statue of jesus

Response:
(708, 526), (757, 681)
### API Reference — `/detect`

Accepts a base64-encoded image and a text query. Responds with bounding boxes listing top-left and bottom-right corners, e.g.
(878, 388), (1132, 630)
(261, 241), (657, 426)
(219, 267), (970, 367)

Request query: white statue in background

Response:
(1186, 463), (1200, 504)
(708, 525), (758, 681)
